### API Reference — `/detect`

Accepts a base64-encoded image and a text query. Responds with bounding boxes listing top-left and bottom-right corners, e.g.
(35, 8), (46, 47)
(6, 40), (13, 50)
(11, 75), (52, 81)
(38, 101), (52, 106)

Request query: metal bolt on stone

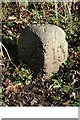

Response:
(18, 24), (68, 78)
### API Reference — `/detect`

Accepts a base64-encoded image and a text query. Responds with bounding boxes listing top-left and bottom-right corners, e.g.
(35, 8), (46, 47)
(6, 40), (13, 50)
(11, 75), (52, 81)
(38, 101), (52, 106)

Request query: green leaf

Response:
(25, 79), (31, 85)
(64, 59), (74, 66)
(21, 68), (25, 72)
(53, 96), (61, 101)
(20, 0), (28, 7)
(3, 36), (9, 40)
(28, 75), (32, 80)
(0, 88), (2, 94)
(9, 36), (13, 41)
(15, 68), (19, 73)
(7, 22), (14, 27)
(53, 79), (62, 89)
(13, 81), (23, 85)
(4, 0), (11, 3)
(63, 85), (71, 93)
(77, 46), (80, 52)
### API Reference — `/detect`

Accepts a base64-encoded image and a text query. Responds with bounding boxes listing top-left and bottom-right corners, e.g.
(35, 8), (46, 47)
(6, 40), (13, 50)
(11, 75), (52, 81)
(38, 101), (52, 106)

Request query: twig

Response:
(0, 42), (11, 61)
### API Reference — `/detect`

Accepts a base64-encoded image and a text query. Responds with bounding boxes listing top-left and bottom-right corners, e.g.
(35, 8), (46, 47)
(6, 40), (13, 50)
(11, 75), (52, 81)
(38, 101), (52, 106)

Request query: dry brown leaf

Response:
(8, 16), (17, 20)
(5, 83), (21, 94)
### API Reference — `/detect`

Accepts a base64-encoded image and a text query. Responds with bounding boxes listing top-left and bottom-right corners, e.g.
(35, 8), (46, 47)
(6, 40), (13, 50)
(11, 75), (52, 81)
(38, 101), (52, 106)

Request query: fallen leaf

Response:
(8, 16), (17, 20)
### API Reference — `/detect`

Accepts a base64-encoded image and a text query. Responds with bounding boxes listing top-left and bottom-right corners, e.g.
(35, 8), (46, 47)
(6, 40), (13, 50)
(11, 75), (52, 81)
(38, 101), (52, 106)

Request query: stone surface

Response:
(18, 24), (68, 77)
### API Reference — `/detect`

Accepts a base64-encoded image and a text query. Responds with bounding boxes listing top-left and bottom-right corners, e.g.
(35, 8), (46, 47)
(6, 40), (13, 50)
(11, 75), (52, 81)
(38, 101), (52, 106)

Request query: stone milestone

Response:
(18, 24), (68, 78)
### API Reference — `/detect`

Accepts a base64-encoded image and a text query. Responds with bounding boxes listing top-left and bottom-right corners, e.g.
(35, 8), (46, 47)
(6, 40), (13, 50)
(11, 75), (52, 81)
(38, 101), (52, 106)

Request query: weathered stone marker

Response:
(18, 24), (68, 78)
